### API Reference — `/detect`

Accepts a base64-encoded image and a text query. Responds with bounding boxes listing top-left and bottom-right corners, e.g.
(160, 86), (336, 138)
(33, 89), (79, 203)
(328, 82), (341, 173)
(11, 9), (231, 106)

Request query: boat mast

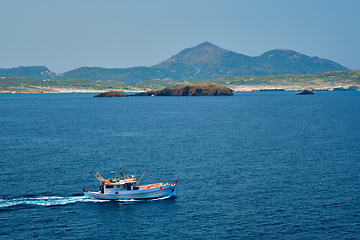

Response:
(93, 172), (105, 182)
(120, 166), (125, 180)
(133, 169), (147, 188)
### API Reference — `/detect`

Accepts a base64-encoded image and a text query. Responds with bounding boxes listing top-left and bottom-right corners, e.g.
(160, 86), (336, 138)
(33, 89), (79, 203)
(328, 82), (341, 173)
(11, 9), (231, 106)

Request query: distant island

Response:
(1, 42), (359, 94)
(0, 42), (349, 84)
(94, 84), (234, 97)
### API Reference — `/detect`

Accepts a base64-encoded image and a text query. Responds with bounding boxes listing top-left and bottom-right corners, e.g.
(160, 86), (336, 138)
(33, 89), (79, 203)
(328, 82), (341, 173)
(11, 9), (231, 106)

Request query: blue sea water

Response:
(0, 91), (359, 239)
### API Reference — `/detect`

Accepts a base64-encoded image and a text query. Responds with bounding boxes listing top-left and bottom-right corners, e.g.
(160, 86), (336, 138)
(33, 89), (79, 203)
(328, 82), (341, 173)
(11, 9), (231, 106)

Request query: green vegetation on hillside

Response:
(188, 70), (360, 90)
(0, 77), (135, 93)
(1, 70), (359, 93)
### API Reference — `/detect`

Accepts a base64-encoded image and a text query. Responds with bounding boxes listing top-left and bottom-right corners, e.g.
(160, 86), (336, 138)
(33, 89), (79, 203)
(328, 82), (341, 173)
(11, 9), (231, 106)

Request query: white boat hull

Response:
(84, 183), (177, 200)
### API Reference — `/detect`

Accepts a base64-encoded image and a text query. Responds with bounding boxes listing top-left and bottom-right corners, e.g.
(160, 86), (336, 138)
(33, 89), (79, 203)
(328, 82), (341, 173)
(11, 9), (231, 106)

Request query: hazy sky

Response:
(1, 0), (359, 73)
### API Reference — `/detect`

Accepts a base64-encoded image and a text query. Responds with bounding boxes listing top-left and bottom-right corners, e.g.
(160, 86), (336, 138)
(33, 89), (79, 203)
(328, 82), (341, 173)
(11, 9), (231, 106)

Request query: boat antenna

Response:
(120, 166), (125, 180)
(133, 169), (147, 189)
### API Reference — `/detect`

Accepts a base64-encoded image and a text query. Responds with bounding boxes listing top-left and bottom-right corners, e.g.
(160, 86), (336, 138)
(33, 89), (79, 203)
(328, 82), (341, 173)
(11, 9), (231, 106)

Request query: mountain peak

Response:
(154, 42), (227, 68)
(197, 41), (218, 47)
(192, 41), (225, 51)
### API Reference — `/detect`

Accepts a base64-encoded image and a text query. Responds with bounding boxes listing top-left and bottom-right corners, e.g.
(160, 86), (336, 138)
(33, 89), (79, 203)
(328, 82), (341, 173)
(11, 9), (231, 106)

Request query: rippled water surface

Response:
(1, 92), (359, 239)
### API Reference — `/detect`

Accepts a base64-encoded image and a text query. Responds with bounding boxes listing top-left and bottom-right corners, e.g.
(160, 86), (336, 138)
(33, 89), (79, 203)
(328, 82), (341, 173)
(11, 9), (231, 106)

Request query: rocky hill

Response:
(0, 66), (59, 80)
(153, 42), (348, 78)
(61, 66), (168, 83)
(255, 49), (347, 75)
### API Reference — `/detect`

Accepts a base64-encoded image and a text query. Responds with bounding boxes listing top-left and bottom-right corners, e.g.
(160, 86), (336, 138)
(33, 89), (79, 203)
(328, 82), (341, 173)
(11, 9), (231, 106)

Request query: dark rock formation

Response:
(347, 86), (359, 91)
(94, 91), (129, 97)
(134, 84), (233, 96)
(258, 89), (285, 91)
(94, 84), (233, 97)
(295, 90), (314, 95)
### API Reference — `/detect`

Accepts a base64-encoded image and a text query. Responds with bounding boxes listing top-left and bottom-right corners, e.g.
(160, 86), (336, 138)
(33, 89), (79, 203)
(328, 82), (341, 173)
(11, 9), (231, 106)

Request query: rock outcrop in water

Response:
(295, 89), (314, 95)
(94, 91), (129, 97)
(94, 84), (234, 97)
(134, 84), (233, 96)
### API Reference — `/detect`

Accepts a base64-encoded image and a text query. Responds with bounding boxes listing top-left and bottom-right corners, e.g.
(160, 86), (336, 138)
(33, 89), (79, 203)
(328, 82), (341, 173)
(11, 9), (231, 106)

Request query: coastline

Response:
(2, 70), (359, 94)
(229, 84), (359, 92)
(0, 88), (145, 94)
(1, 84), (359, 94)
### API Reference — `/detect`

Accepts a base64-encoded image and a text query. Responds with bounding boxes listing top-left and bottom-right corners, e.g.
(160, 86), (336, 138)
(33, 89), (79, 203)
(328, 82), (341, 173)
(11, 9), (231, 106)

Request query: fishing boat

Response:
(83, 168), (177, 200)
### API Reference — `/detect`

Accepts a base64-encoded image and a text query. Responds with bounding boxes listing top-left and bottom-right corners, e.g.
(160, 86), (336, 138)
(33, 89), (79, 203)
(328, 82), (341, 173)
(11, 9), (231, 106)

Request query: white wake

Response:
(0, 196), (106, 208)
(0, 194), (175, 208)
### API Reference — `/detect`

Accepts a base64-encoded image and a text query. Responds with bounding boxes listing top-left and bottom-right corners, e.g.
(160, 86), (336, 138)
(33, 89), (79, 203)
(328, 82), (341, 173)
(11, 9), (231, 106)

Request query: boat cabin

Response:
(100, 178), (137, 194)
